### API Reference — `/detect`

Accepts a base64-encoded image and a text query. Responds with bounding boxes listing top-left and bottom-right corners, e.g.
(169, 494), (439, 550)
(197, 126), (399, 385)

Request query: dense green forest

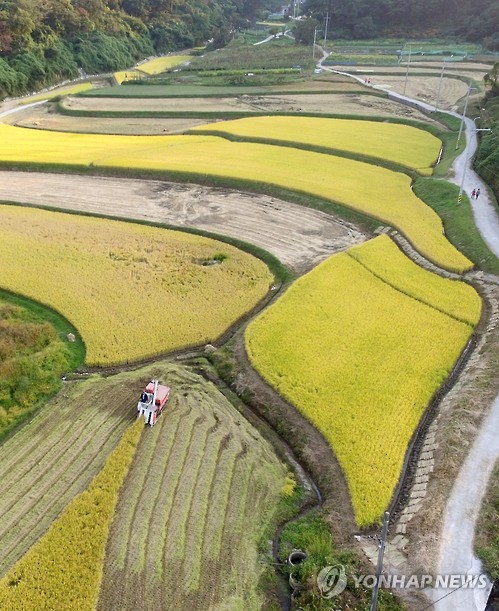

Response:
(303, 0), (499, 49)
(1, 0), (498, 99)
(0, 0), (280, 97)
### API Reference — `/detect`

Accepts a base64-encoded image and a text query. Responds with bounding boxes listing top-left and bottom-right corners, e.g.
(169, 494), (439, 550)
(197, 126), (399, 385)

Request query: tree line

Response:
(0, 0), (280, 98)
(302, 0), (499, 50)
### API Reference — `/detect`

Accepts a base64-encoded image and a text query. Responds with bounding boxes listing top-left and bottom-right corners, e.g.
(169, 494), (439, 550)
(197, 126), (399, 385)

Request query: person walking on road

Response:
(471, 189), (476, 199)
(476, 188), (481, 199)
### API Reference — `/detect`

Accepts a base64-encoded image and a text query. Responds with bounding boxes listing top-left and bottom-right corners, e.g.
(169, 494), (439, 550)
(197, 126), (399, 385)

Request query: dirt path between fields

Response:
(0, 171), (366, 274)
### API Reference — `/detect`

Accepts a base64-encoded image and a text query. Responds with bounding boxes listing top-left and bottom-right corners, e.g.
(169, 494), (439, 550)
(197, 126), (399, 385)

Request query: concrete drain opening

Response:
(288, 550), (307, 566)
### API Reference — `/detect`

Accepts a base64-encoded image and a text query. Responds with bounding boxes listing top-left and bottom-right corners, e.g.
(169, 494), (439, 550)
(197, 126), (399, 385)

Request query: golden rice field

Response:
(0, 360), (287, 611)
(192, 116), (441, 173)
(19, 82), (93, 104)
(348, 235), (482, 326)
(114, 70), (144, 84)
(136, 55), (191, 75)
(245, 237), (479, 525)
(0, 124), (471, 272)
(0, 418), (143, 611)
(0, 205), (273, 366)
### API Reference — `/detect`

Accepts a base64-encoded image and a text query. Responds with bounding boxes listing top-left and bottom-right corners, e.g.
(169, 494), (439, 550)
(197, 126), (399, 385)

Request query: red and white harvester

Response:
(137, 380), (171, 427)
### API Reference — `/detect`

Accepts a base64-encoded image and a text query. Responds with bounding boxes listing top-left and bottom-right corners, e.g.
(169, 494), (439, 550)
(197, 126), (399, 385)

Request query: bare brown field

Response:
(10, 105), (212, 134)
(97, 363), (286, 611)
(0, 171), (366, 273)
(0, 372), (137, 577)
(328, 72), (469, 108)
(59, 91), (439, 123)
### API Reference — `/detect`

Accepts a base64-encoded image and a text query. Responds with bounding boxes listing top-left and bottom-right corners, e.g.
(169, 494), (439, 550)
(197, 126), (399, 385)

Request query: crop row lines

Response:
(0, 394), (130, 560)
(0, 417), (128, 575)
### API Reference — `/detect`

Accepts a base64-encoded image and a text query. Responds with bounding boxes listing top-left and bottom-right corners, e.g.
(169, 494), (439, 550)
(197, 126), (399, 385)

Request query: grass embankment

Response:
(0, 124), (471, 272)
(0, 205), (273, 366)
(0, 418), (143, 611)
(280, 512), (403, 610)
(192, 115), (441, 174)
(414, 177), (499, 275)
(0, 296), (80, 443)
(246, 235), (480, 526)
(97, 363), (288, 611)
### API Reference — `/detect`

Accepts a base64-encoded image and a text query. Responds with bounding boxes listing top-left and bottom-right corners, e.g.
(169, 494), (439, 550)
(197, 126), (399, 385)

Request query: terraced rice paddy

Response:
(136, 55), (191, 75)
(98, 364), (286, 611)
(245, 236), (480, 525)
(0, 371), (137, 577)
(192, 116), (441, 172)
(0, 124), (471, 271)
(0, 362), (286, 610)
(0, 205), (273, 365)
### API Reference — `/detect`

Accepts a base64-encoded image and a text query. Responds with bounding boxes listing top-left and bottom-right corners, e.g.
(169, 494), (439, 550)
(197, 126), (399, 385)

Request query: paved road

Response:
(0, 99), (47, 118)
(322, 60), (499, 611)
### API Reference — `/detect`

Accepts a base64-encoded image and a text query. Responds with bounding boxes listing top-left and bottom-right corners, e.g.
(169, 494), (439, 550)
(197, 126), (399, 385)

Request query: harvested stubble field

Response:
(58, 91), (440, 124)
(0, 205), (273, 365)
(0, 370), (137, 578)
(193, 115), (441, 172)
(350, 74), (469, 109)
(14, 109), (211, 135)
(98, 363), (286, 611)
(0, 171), (365, 273)
(0, 171), (366, 273)
(246, 235), (481, 526)
(0, 124), (471, 271)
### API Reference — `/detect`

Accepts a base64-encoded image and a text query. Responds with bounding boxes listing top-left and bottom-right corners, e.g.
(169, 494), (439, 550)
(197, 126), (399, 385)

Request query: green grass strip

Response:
(0, 287), (85, 370)
(0, 418), (143, 611)
(413, 177), (499, 275)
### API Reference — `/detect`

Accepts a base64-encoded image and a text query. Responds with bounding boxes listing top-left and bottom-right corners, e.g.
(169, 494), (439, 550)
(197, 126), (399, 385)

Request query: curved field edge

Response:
(0, 417), (143, 611)
(348, 235), (482, 326)
(245, 238), (479, 526)
(0, 287), (85, 369)
(0, 199), (294, 285)
(0, 290), (84, 444)
(0, 305), (70, 446)
(413, 177), (499, 276)
(97, 363), (288, 610)
(189, 116), (442, 174)
(0, 205), (275, 366)
(0, 125), (471, 272)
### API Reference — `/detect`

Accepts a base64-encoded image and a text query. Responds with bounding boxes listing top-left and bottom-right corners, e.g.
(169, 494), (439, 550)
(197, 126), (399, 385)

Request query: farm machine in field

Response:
(137, 380), (171, 427)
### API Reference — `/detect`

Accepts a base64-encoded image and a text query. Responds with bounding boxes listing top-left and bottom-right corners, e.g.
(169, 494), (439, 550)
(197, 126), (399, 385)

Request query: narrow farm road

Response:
(322, 62), (499, 611)
(0, 99), (47, 117)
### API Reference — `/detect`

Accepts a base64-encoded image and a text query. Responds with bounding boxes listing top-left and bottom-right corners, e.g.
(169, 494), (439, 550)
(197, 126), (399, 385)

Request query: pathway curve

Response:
(321, 59), (499, 611)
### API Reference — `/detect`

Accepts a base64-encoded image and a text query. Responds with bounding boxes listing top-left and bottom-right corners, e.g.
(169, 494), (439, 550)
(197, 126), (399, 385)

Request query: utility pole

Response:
(370, 511), (390, 611)
(403, 46), (411, 95)
(457, 118), (491, 204)
(313, 26), (318, 60)
(455, 80), (476, 150)
(434, 60), (446, 112)
(323, 10), (329, 49)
